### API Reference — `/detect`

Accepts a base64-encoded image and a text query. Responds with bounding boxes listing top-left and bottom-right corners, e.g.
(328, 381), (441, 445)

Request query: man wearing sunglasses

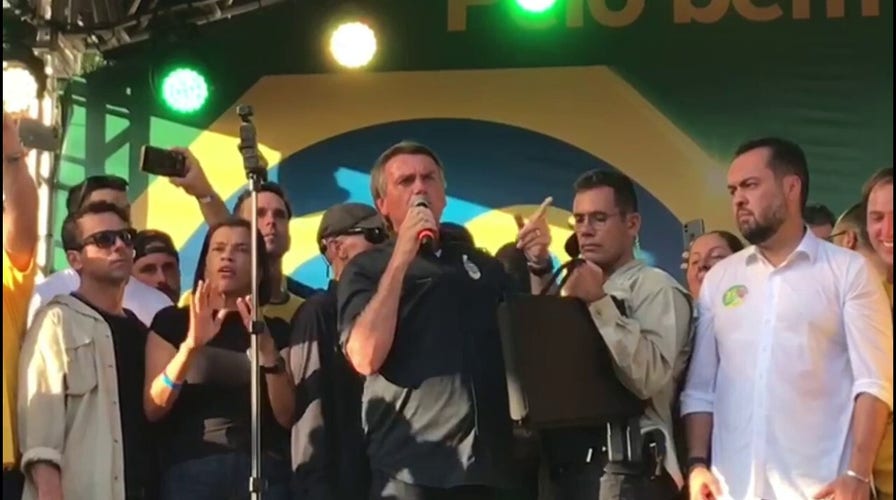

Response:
(18, 201), (156, 500)
(288, 203), (386, 500)
(28, 175), (172, 328)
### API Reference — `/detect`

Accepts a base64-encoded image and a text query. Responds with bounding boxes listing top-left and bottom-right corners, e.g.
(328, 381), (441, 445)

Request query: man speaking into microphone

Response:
(337, 141), (551, 500)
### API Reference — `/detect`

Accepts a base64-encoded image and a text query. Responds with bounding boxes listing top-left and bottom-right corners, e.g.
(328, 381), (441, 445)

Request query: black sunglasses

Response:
(76, 228), (138, 250)
(318, 226), (388, 254)
(342, 226), (388, 243)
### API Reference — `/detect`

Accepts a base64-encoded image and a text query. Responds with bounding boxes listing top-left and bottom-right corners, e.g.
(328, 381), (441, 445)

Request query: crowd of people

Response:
(2, 108), (894, 500)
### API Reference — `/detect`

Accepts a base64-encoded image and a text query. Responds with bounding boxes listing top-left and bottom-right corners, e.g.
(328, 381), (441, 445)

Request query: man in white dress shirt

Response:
(681, 137), (893, 500)
(28, 175), (172, 327)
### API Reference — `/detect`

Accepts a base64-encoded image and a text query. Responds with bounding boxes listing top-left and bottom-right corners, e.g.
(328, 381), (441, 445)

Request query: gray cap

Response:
(317, 203), (384, 242)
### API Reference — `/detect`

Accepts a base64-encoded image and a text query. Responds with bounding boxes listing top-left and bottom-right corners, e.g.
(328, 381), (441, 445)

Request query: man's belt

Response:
(545, 420), (667, 477)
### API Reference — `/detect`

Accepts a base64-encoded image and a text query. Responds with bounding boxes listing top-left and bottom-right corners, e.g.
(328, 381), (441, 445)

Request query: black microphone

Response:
(412, 196), (438, 252)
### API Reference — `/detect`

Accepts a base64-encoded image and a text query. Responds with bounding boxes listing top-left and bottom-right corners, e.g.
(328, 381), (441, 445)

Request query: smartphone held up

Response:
(139, 146), (187, 177)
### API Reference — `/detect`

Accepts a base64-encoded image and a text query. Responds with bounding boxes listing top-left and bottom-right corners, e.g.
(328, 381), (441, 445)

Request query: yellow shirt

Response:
(874, 280), (893, 500)
(3, 250), (36, 468)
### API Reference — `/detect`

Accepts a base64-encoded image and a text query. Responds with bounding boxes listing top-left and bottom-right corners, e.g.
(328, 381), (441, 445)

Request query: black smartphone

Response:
(18, 117), (61, 152)
(140, 146), (186, 177)
(682, 218), (706, 248)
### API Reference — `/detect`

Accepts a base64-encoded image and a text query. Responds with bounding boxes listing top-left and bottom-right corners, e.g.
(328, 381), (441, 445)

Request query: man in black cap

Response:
(132, 229), (181, 303)
(287, 202), (387, 500)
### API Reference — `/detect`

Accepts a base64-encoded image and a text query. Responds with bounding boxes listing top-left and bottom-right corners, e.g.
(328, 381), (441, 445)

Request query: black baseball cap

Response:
(317, 203), (384, 242)
(134, 229), (179, 262)
(66, 175), (129, 214)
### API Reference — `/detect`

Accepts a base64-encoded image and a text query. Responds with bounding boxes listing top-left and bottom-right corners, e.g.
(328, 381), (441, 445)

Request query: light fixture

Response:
(515, 0), (557, 14)
(329, 21), (377, 69)
(151, 49), (212, 115)
(3, 37), (46, 114)
(3, 60), (39, 113)
(159, 66), (209, 114)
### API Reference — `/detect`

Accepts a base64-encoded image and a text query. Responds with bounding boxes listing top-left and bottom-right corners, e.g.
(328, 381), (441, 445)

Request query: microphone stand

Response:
(237, 104), (267, 500)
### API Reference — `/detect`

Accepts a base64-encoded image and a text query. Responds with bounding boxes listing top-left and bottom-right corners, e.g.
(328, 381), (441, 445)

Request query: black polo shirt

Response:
(337, 241), (517, 489)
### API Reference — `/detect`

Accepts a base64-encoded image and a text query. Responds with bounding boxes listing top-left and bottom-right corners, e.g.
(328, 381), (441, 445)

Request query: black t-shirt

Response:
(337, 241), (517, 489)
(72, 293), (154, 495)
(149, 306), (291, 468)
(289, 281), (368, 498)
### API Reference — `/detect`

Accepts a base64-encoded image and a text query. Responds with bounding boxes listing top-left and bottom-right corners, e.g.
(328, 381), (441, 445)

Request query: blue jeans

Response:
(3, 469), (24, 500)
(160, 452), (291, 500)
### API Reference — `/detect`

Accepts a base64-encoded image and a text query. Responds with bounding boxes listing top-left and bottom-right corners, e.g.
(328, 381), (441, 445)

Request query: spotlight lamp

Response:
(329, 21), (377, 69)
(3, 48), (46, 113)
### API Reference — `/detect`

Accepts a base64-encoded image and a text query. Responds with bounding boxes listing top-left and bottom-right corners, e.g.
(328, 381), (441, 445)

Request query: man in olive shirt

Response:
(548, 170), (692, 500)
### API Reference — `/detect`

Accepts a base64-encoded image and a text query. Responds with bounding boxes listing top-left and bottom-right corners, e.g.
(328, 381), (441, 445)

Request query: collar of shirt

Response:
(744, 226), (819, 268)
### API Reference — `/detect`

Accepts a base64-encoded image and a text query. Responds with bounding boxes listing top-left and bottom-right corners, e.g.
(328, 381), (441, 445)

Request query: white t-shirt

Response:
(28, 268), (173, 327)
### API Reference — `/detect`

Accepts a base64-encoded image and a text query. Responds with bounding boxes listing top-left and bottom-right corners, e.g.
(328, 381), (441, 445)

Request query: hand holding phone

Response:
(18, 117), (61, 152)
(140, 145), (187, 177)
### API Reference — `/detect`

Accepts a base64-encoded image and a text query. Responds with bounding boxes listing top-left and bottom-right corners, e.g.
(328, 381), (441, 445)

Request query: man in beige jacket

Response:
(18, 201), (155, 500)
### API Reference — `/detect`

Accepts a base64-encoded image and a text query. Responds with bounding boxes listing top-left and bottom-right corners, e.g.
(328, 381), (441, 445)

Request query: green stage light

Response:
(160, 67), (209, 113)
(515, 0), (556, 13)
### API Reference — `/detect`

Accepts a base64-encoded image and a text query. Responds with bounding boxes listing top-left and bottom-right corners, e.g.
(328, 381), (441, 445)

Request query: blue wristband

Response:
(161, 373), (182, 390)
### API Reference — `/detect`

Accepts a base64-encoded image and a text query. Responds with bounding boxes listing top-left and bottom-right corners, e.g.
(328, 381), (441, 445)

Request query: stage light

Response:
(515, 0), (556, 13)
(159, 66), (209, 114)
(329, 21), (377, 69)
(3, 61), (39, 113)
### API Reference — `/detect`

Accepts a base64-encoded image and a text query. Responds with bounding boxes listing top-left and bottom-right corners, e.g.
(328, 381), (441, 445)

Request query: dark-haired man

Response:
(132, 230), (181, 303)
(18, 201), (155, 500)
(543, 169), (692, 500)
(234, 183), (319, 301)
(803, 202), (837, 240)
(28, 175), (172, 326)
(683, 138), (892, 500)
(288, 203), (386, 499)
